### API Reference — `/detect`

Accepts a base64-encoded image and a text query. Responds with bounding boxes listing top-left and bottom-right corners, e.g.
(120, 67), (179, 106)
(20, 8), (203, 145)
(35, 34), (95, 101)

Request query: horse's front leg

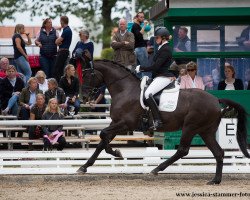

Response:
(77, 121), (128, 173)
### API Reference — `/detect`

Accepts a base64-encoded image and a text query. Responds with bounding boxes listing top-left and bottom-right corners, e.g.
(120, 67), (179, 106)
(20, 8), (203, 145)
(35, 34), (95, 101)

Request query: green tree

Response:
(0, 0), (157, 49)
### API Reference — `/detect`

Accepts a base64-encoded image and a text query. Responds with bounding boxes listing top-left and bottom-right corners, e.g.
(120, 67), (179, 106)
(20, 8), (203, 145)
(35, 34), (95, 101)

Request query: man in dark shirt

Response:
(53, 16), (72, 82)
(131, 12), (150, 78)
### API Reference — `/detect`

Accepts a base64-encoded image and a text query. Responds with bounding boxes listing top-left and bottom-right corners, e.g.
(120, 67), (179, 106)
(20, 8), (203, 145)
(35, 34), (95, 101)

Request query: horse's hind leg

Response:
(199, 131), (224, 185)
(151, 130), (194, 175)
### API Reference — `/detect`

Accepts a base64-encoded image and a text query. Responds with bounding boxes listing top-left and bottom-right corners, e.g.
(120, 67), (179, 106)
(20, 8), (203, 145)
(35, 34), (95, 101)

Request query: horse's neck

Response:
(96, 63), (140, 98)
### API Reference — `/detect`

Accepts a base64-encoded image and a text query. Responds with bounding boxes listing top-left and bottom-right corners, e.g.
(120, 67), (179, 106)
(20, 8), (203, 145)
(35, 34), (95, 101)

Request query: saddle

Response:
(140, 76), (180, 112)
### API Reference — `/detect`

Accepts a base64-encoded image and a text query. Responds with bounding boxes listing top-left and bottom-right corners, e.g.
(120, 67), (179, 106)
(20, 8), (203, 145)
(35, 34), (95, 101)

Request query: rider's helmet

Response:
(154, 26), (170, 40)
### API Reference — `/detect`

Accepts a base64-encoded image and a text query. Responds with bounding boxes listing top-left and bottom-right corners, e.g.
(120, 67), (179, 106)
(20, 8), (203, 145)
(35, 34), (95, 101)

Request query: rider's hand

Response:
(135, 65), (140, 73)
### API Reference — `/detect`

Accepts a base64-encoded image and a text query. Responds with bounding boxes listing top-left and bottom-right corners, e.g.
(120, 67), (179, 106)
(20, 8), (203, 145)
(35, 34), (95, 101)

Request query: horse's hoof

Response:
(76, 166), (87, 174)
(207, 180), (221, 185)
(150, 169), (159, 176)
(115, 149), (123, 158)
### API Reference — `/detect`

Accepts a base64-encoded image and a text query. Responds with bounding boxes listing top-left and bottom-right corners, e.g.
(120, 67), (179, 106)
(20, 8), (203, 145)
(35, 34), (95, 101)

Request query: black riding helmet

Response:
(154, 27), (170, 39)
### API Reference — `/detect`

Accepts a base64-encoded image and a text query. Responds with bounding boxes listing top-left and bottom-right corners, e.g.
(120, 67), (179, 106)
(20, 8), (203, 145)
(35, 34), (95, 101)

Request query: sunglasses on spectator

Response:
(187, 69), (196, 72)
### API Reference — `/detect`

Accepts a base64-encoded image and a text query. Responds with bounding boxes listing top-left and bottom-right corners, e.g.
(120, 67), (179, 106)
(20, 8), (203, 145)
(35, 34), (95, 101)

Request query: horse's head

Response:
(76, 51), (104, 101)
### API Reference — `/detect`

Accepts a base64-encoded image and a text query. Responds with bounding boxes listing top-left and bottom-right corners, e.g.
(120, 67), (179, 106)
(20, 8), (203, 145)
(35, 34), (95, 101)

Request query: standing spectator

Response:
(237, 26), (250, 51)
(174, 26), (191, 52)
(35, 70), (48, 93)
(218, 64), (244, 90)
(12, 24), (32, 84)
(131, 12), (149, 77)
(35, 18), (58, 78)
(45, 78), (67, 113)
(59, 64), (80, 115)
(19, 77), (43, 120)
(72, 29), (94, 85)
(42, 98), (66, 151)
(72, 30), (94, 59)
(1, 65), (25, 115)
(174, 26), (192, 66)
(54, 16), (72, 82)
(111, 18), (136, 66)
(29, 93), (47, 140)
(180, 61), (204, 90)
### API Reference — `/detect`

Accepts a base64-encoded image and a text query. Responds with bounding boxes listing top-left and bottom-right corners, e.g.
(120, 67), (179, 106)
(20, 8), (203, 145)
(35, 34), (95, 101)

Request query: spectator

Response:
(111, 18), (136, 66)
(180, 61), (204, 90)
(42, 98), (66, 151)
(244, 68), (250, 89)
(29, 93), (47, 140)
(174, 26), (191, 52)
(54, 16), (72, 82)
(0, 57), (25, 81)
(0, 65), (25, 115)
(45, 78), (67, 113)
(59, 64), (80, 115)
(174, 26), (192, 66)
(218, 65), (244, 90)
(19, 77), (43, 120)
(72, 30), (94, 60)
(88, 85), (107, 113)
(134, 27), (174, 130)
(12, 24), (32, 84)
(131, 12), (150, 77)
(237, 26), (250, 51)
(212, 64), (220, 89)
(247, 81), (250, 90)
(35, 70), (48, 93)
(35, 18), (58, 78)
(203, 75), (214, 90)
(72, 29), (94, 85)
(147, 36), (155, 66)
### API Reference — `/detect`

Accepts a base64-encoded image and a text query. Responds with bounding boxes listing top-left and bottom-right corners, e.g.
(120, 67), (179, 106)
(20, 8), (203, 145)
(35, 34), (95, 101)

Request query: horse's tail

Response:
(219, 98), (250, 158)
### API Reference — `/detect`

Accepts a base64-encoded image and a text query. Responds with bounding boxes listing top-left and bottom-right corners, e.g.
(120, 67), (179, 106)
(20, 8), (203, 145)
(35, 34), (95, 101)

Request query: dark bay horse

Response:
(77, 59), (250, 184)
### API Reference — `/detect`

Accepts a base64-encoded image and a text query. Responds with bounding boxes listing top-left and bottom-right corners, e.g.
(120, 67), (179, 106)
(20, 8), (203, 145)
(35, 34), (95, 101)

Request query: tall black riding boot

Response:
(145, 95), (163, 130)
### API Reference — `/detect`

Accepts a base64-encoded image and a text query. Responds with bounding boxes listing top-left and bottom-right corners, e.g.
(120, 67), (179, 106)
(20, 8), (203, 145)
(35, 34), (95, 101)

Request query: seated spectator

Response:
(59, 64), (80, 115)
(35, 70), (48, 93)
(42, 98), (66, 151)
(218, 64), (244, 90)
(45, 78), (67, 113)
(19, 77), (43, 120)
(29, 93), (47, 140)
(180, 61), (204, 90)
(0, 57), (25, 82)
(1, 65), (25, 115)
(203, 75), (214, 90)
(88, 85), (107, 113)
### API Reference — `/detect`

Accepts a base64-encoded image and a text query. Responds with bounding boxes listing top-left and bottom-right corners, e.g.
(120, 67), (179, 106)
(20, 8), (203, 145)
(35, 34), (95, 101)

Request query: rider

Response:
(135, 27), (174, 130)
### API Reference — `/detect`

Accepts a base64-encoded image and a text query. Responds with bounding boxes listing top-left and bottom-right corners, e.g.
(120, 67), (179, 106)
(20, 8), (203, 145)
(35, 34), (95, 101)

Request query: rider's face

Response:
(155, 36), (162, 45)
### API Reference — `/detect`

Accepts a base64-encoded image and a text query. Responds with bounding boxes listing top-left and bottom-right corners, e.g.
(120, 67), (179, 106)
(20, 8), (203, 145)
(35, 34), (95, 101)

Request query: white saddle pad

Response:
(140, 77), (180, 112)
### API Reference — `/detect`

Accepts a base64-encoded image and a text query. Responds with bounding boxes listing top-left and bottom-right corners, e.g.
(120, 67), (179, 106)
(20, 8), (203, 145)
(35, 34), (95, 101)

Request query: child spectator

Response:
(42, 98), (66, 151)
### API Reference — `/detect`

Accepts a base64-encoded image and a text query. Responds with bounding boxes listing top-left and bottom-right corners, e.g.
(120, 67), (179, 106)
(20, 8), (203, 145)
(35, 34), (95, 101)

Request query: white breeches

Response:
(145, 76), (172, 99)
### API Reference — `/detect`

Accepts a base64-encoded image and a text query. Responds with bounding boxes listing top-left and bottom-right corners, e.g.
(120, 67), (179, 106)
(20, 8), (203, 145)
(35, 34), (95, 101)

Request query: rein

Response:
(105, 73), (131, 87)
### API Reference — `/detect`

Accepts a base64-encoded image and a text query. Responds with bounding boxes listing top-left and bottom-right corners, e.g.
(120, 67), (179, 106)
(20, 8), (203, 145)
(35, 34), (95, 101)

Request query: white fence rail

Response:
(0, 148), (249, 175)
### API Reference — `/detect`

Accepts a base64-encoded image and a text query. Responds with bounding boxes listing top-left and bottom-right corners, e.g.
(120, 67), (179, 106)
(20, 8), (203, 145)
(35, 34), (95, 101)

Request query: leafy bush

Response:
(101, 48), (114, 60)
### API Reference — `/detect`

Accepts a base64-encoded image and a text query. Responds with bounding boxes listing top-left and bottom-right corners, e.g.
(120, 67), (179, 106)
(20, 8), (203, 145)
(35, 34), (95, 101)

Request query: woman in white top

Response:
(35, 70), (48, 93)
(218, 64), (244, 90)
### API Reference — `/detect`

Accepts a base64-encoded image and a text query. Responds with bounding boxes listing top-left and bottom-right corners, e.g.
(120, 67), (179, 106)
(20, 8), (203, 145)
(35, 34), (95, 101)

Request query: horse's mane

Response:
(94, 59), (140, 80)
